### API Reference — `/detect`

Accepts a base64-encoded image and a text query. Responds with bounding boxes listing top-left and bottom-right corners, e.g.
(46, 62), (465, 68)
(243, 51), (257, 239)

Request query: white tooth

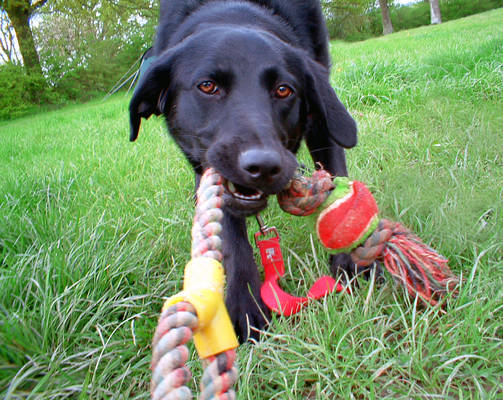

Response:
(227, 181), (264, 201)
(228, 181), (236, 193)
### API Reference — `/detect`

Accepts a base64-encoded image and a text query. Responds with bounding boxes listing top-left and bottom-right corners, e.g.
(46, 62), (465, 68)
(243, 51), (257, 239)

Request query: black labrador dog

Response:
(129, 0), (357, 342)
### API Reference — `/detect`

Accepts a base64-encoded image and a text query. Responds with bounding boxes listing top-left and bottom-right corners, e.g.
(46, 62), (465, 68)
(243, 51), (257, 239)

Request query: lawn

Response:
(1, 9), (502, 399)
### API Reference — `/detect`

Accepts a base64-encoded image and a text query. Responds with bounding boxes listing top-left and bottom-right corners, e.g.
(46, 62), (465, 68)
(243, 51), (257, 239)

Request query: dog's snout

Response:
(239, 148), (282, 182)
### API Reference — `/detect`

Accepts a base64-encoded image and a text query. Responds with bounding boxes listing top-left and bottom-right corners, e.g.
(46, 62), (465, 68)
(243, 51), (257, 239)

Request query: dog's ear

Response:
(129, 50), (177, 142)
(303, 58), (357, 149)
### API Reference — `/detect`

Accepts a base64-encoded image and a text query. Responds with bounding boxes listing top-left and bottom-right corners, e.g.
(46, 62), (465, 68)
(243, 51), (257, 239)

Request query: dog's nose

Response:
(239, 148), (282, 182)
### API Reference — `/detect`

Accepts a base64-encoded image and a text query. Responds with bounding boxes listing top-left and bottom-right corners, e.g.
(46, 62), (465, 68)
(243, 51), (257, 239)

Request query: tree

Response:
(321, 0), (374, 39)
(0, 0), (47, 73)
(34, 0), (157, 93)
(429, 0), (442, 24)
(0, 8), (21, 63)
(378, 0), (393, 35)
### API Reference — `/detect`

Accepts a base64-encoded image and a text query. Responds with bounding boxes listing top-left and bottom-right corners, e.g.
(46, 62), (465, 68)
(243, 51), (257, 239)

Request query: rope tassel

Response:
(353, 219), (458, 305)
(278, 171), (459, 306)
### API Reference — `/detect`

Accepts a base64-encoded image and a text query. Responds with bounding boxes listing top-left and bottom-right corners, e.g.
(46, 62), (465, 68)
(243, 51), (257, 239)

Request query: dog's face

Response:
(130, 27), (356, 216)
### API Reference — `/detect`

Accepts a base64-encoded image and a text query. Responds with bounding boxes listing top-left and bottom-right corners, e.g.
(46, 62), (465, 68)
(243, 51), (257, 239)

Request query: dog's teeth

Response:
(228, 181), (237, 193)
(226, 180), (263, 201)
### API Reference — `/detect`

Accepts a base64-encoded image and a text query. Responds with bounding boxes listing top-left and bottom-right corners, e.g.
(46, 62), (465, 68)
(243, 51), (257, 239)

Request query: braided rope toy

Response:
(275, 169), (459, 307)
(151, 168), (238, 400)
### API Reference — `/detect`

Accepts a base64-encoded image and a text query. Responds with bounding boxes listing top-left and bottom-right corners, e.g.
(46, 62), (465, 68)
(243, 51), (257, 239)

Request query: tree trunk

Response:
(429, 0), (442, 25)
(4, 1), (43, 74)
(378, 0), (393, 35)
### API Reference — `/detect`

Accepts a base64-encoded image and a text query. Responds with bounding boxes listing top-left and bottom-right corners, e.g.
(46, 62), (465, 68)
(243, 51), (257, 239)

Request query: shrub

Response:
(337, 0), (503, 40)
(440, 0), (503, 20)
(0, 63), (61, 120)
(34, 2), (156, 102)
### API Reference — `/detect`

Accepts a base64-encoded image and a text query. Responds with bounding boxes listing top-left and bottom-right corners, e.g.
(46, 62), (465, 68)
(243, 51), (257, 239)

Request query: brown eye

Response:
(198, 80), (219, 95)
(275, 84), (294, 99)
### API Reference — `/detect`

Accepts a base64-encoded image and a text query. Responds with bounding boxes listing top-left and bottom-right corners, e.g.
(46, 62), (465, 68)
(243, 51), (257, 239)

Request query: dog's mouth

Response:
(220, 178), (269, 216)
(224, 180), (265, 202)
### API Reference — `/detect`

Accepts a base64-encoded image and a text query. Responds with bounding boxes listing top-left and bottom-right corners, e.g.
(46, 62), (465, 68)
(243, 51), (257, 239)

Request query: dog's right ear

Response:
(129, 50), (177, 141)
(303, 57), (357, 149)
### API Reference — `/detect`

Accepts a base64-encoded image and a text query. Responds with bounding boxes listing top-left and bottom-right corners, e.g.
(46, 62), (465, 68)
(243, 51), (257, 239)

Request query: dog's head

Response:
(129, 27), (356, 216)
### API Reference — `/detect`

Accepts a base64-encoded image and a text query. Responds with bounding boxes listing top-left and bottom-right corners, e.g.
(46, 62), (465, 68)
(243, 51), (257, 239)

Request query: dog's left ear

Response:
(128, 49), (177, 142)
(303, 58), (357, 149)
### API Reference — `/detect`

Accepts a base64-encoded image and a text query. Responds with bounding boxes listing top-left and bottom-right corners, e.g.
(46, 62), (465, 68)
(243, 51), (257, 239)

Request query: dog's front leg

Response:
(221, 211), (269, 342)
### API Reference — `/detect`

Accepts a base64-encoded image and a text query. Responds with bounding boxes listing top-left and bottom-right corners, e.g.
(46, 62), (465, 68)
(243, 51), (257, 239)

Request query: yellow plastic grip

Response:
(163, 257), (239, 359)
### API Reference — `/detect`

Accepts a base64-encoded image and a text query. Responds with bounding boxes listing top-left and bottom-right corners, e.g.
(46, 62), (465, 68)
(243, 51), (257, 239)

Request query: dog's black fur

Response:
(129, 0), (358, 342)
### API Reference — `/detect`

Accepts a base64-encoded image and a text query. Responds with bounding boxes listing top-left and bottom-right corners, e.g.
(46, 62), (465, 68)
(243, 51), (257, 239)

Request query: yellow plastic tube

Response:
(163, 257), (239, 359)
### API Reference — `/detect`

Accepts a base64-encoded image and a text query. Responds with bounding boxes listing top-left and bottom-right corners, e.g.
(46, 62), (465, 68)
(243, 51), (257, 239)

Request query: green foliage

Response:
(440, 0), (503, 20)
(0, 0), (158, 120)
(34, 0), (157, 99)
(366, 0), (503, 39)
(323, 0), (503, 40)
(2, 0), (501, 119)
(321, 0), (375, 40)
(382, 0), (431, 32)
(0, 62), (60, 119)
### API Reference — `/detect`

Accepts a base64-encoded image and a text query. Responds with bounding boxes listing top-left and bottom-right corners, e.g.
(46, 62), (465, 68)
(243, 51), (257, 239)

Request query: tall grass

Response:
(1, 9), (502, 399)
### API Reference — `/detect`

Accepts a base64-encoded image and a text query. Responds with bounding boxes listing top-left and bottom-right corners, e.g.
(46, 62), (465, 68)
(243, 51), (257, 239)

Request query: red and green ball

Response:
(315, 177), (379, 253)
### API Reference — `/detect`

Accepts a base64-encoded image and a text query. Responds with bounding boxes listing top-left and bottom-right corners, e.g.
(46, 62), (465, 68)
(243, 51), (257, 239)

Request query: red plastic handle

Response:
(255, 228), (344, 316)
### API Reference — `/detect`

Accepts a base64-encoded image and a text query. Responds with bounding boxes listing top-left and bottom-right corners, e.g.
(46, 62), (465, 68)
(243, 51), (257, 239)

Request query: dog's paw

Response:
(329, 253), (381, 281)
(226, 286), (270, 343)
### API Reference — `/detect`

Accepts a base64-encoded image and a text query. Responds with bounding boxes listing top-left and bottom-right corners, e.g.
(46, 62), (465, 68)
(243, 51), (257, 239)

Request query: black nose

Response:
(239, 148), (282, 182)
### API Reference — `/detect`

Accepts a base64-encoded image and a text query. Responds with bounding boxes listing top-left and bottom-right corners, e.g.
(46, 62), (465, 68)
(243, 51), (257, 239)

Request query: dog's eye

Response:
(275, 84), (294, 99)
(198, 80), (219, 95)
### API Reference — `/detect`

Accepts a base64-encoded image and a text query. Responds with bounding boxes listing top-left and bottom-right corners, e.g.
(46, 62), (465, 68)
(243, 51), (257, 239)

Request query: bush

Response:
(0, 63), (61, 120)
(37, 27), (154, 101)
(440, 0), (503, 20)
(0, 4), (155, 121)
(389, 1), (431, 32)
(334, 0), (503, 40)
(34, 2), (157, 102)
(388, 0), (503, 32)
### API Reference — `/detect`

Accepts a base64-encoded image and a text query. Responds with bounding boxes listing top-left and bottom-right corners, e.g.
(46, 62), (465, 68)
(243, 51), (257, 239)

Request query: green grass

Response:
(1, 9), (502, 399)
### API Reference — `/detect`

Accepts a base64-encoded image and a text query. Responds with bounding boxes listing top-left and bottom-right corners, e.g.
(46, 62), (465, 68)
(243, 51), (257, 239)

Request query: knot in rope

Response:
(277, 169), (334, 216)
(350, 219), (396, 267)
